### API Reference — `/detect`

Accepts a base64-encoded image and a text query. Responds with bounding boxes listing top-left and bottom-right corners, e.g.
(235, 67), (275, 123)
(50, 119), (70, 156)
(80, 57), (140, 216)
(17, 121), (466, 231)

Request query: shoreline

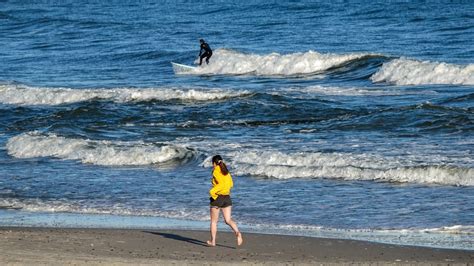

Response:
(1, 227), (473, 265)
(1, 209), (473, 252)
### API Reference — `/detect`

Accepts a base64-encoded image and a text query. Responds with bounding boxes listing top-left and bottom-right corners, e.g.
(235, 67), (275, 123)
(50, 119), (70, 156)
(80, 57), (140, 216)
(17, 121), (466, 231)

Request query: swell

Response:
(170, 101), (473, 135)
(320, 103), (473, 134)
(438, 93), (474, 105)
(1, 84), (471, 136)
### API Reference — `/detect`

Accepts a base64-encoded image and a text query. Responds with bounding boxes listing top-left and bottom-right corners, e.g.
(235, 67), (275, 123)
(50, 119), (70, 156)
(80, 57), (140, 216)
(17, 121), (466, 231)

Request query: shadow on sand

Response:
(143, 231), (234, 249)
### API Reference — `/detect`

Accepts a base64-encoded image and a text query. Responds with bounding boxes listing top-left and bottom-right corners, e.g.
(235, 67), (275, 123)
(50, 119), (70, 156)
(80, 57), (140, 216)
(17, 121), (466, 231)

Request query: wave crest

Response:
(228, 150), (474, 186)
(371, 58), (474, 85)
(0, 85), (250, 106)
(180, 49), (381, 76)
(6, 132), (196, 166)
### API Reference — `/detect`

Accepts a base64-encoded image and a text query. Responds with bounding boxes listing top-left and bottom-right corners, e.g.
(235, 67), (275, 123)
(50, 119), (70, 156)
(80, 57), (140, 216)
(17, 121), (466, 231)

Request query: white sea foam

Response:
(421, 225), (474, 235)
(180, 49), (378, 76)
(6, 132), (196, 166)
(227, 150), (474, 186)
(0, 84), (250, 106)
(371, 58), (474, 85)
(276, 85), (435, 97)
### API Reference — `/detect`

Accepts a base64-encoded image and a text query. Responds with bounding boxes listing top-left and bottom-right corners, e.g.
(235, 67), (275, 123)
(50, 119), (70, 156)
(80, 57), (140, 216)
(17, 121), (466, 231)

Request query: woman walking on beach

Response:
(207, 155), (243, 247)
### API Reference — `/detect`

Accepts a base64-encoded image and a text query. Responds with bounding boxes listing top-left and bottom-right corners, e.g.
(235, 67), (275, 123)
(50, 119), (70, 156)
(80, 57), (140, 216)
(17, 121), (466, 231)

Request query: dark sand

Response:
(0, 227), (472, 265)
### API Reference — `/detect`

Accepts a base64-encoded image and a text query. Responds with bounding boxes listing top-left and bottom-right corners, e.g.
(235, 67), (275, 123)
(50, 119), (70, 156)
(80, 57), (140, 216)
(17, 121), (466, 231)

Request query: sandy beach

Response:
(0, 227), (472, 265)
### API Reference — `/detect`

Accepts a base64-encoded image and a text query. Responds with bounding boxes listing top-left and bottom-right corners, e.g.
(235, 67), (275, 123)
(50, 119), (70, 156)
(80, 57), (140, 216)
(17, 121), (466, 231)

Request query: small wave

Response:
(250, 223), (474, 250)
(6, 132), (197, 166)
(227, 150), (474, 186)
(0, 198), (208, 221)
(371, 58), (474, 85)
(263, 223), (474, 236)
(421, 225), (474, 235)
(179, 49), (382, 76)
(0, 84), (250, 106)
(250, 223), (474, 241)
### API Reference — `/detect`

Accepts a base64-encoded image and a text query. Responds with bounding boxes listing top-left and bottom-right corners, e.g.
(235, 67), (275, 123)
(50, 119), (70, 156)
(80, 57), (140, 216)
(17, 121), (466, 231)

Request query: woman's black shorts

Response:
(210, 195), (232, 208)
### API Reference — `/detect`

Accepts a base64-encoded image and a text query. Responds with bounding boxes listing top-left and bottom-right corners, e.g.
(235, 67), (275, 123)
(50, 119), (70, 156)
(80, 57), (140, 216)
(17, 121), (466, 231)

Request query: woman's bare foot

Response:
(236, 232), (243, 246)
(206, 240), (215, 247)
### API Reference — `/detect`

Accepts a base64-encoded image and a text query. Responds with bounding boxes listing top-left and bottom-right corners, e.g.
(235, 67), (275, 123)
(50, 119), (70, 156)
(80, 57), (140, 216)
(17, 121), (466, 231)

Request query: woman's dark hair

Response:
(212, 155), (229, 175)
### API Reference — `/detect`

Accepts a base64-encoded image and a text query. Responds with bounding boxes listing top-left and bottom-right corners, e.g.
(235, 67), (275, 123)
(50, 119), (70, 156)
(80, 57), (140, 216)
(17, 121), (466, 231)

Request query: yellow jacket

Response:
(209, 165), (233, 200)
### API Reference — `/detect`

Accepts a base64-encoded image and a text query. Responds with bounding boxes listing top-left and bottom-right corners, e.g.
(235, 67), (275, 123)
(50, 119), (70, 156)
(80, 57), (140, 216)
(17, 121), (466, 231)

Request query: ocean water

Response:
(0, 2), (473, 249)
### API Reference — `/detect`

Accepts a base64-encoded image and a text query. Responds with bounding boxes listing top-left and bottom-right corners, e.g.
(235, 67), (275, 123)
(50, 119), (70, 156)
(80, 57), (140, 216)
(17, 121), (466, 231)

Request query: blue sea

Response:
(0, 2), (473, 250)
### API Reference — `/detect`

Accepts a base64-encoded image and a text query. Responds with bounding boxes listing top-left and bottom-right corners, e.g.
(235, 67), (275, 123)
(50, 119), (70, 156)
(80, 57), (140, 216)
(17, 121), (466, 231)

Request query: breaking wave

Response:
(6, 132), (197, 166)
(176, 49), (382, 76)
(371, 58), (474, 85)
(227, 150), (474, 186)
(0, 84), (250, 106)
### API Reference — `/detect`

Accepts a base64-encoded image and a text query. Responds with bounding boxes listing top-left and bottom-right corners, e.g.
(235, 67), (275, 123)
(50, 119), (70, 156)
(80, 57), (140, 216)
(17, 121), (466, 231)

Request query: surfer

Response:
(207, 155), (243, 247)
(199, 39), (212, 65)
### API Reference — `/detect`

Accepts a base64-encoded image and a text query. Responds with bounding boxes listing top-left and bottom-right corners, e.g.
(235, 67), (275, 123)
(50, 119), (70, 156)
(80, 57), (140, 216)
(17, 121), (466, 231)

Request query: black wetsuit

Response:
(199, 42), (212, 65)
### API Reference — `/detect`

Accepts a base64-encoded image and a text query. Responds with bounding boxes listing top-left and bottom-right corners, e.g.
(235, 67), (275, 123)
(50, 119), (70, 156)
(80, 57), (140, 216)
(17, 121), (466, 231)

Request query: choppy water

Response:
(0, 2), (473, 249)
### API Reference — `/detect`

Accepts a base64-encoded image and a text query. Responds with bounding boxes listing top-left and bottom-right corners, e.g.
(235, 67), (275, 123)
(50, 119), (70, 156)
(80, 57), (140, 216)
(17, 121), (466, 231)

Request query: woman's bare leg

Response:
(221, 206), (243, 246)
(207, 207), (220, 246)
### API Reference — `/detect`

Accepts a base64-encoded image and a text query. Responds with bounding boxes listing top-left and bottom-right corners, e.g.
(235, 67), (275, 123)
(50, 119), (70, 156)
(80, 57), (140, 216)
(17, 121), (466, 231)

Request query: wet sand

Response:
(0, 227), (472, 265)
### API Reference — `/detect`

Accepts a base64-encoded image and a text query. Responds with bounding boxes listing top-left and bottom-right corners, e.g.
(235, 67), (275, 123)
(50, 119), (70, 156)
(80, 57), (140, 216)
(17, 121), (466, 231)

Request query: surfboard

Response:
(171, 62), (196, 74)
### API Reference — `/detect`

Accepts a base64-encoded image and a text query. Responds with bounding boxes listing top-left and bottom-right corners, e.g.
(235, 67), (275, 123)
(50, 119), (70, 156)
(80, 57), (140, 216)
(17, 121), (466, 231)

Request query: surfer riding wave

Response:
(199, 39), (212, 65)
